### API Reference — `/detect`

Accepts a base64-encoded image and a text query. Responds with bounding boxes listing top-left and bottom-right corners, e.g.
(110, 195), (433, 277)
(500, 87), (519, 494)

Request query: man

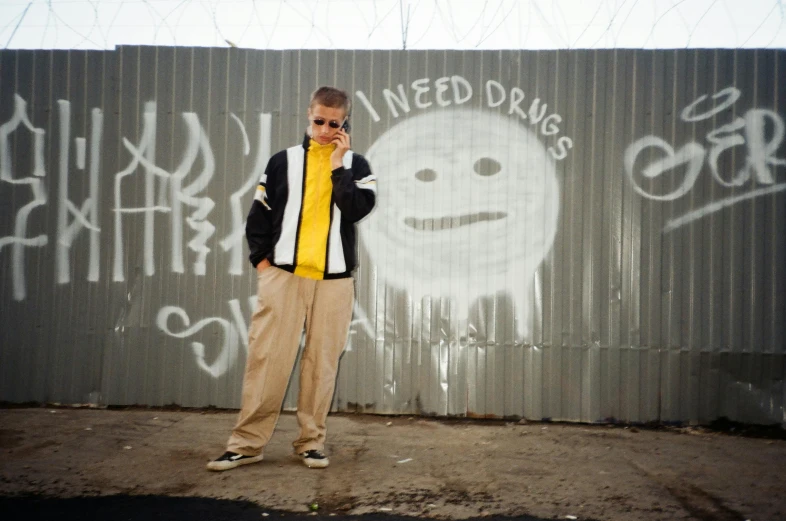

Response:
(207, 86), (376, 471)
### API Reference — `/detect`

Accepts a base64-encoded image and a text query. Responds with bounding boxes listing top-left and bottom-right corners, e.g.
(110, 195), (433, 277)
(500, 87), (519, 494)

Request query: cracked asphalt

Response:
(1, 407), (784, 521)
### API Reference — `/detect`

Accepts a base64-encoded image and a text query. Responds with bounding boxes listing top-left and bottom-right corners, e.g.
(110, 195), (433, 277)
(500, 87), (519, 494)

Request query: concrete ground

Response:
(0, 407), (784, 521)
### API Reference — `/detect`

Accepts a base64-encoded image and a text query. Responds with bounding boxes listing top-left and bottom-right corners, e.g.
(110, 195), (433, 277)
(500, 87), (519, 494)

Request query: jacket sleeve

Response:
(246, 156), (277, 268)
(331, 153), (377, 223)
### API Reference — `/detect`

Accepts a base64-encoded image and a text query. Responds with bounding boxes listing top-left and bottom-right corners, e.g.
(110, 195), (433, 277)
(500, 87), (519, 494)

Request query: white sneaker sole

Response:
(206, 454), (263, 471)
(300, 455), (329, 469)
(302, 458), (329, 468)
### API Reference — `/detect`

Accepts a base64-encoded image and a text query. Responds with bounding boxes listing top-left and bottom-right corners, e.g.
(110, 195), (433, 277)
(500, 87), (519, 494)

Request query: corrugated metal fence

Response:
(0, 48), (784, 426)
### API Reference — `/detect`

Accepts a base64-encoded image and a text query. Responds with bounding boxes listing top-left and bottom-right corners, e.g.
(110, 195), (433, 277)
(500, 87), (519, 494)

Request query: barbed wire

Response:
(0, 0), (784, 50)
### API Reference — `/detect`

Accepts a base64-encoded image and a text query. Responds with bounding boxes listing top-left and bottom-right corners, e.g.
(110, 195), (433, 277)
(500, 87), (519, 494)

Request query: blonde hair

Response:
(310, 86), (350, 114)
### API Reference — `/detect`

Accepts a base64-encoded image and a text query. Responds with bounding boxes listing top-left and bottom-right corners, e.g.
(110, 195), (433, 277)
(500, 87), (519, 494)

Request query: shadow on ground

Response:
(0, 495), (577, 521)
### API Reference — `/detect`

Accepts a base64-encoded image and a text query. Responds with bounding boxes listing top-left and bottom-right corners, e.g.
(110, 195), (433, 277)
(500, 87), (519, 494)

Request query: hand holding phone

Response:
(331, 125), (351, 169)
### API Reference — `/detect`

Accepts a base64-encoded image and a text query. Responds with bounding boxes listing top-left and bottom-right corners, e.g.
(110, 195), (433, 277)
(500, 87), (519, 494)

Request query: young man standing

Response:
(207, 86), (376, 471)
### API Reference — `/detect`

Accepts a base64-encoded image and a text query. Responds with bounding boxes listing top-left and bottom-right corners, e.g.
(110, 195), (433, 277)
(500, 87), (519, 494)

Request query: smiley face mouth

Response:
(403, 211), (508, 231)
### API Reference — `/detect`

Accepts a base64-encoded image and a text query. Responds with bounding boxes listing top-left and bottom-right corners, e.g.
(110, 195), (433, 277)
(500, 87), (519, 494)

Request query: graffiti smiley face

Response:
(360, 108), (560, 338)
(363, 107), (558, 282)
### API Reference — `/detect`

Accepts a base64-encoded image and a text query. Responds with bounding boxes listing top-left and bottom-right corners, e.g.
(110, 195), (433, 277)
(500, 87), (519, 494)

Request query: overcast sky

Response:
(1, 0), (785, 50)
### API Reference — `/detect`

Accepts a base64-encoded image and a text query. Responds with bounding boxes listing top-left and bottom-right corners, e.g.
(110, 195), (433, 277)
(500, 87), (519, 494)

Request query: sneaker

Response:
(299, 449), (329, 469)
(206, 451), (263, 471)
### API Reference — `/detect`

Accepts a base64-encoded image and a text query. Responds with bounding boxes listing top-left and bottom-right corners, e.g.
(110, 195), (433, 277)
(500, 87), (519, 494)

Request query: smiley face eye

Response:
(415, 168), (437, 182)
(473, 157), (502, 177)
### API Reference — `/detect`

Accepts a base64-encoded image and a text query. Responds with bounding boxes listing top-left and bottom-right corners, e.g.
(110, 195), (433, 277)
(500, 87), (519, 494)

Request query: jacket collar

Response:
(302, 133), (340, 154)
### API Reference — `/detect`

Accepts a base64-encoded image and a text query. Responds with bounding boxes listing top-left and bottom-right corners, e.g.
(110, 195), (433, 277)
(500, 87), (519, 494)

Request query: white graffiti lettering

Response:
(156, 297), (252, 379)
(113, 102), (169, 282)
(219, 113), (272, 276)
(157, 303), (243, 379)
(75, 137), (86, 170)
(230, 113), (251, 156)
(113, 104), (221, 280)
(56, 101), (103, 285)
(0, 94), (48, 301)
(742, 109), (786, 183)
(624, 86), (786, 232)
(680, 87), (741, 122)
(624, 137), (705, 202)
(383, 84), (411, 118)
(1, 95), (275, 301)
(354, 90), (381, 122)
(157, 296), (368, 378)
(172, 112), (216, 276)
(356, 76), (573, 160)
(705, 117), (748, 187)
(485, 80), (506, 108)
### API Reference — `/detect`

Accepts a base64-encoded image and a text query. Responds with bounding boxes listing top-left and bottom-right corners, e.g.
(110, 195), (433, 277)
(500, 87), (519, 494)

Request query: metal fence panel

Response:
(1, 47), (784, 426)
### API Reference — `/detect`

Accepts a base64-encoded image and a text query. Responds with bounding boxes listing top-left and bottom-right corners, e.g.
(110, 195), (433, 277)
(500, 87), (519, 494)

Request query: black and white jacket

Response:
(246, 135), (377, 279)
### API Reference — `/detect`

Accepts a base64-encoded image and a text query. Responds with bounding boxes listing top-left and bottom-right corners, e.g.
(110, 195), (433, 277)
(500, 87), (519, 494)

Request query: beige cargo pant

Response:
(226, 266), (354, 456)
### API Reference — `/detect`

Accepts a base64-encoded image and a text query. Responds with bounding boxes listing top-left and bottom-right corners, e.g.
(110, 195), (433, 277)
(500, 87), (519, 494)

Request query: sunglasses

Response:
(313, 118), (345, 129)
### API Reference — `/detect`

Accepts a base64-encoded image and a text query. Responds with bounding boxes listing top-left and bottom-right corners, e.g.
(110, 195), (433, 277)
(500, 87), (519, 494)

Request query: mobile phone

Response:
(341, 119), (351, 133)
